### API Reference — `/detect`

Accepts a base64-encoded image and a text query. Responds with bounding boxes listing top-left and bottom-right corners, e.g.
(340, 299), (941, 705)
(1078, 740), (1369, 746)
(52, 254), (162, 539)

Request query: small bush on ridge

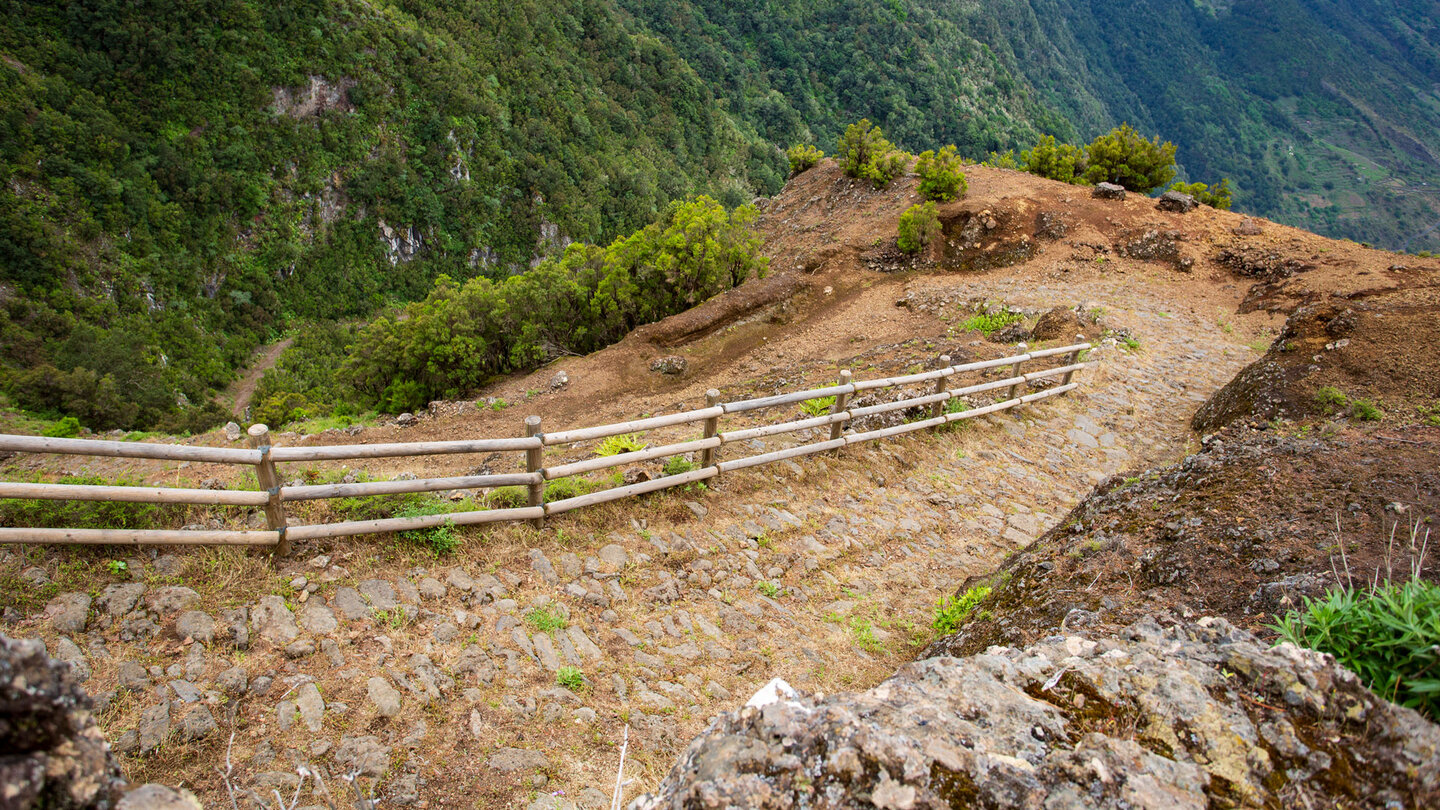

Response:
(786, 144), (824, 176)
(839, 119), (910, 188)
(898, 202), (941, 253)
(1170, 179), (1233, 210)
(915, 145), (967, 201)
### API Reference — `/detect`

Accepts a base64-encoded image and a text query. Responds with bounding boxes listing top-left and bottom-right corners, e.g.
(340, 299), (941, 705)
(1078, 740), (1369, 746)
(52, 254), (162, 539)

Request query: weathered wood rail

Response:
(0, 340), (1092, 556)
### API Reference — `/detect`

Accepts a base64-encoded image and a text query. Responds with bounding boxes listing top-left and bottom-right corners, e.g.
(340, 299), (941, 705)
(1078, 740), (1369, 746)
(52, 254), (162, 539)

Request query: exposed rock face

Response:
(0, 634), (122, 808)
(650, 355), (688, 375)
(1091, 182), (1126, 200)
(1031, 306), (1085, 341)
(633, 619), (1440, 809)
(1156, 190), (1198, 212)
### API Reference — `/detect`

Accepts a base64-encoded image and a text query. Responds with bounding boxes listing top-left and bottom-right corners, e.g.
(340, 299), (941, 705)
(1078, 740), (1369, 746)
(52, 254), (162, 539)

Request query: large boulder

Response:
(0, 634), (123, 808)
(633, 619), (1440, 809)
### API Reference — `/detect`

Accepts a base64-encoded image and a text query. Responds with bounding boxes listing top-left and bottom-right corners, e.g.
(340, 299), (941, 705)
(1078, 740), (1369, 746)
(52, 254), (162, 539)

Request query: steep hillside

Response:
(9, 161), (1439, 806)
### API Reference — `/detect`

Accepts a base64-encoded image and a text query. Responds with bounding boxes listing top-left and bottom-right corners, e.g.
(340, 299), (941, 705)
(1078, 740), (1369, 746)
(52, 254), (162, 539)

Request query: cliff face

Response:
(633, 618), (1440, 809)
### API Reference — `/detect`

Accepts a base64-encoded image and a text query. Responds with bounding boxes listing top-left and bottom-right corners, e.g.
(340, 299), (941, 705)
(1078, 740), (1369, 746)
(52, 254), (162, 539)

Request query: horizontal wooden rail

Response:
(542, 407), (722, 446)
(545, 466), (717, 514)
(544, 436), (720, 480)
(0, 434), (261, 465)
(0, 527), (280, 545)
(269, 437), (539, 462)
(722, 384), (856, 414)
(0, 341), (1093, 549)
(0, 481), (269, 507)
(714, 438), (846, 473)
(280, 473), (539, 502)
(286, 505), (544, 541)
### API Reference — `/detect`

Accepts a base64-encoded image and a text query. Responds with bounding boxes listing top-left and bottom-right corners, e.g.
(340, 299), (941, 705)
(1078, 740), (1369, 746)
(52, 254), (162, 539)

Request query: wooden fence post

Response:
(248, 424), (290, 558)
(1008, 343), (1028, 401)
(829, 369), (852, 444)
(700, 390), (721, 469)
(525, 415), (544, 529)
(1062, 333), (1086, 387)
(930, 355), (952, 419)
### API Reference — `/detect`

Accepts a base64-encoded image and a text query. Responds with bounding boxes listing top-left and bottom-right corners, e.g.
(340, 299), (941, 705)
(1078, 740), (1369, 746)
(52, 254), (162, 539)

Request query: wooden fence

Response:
(0, 340), (1091, 556)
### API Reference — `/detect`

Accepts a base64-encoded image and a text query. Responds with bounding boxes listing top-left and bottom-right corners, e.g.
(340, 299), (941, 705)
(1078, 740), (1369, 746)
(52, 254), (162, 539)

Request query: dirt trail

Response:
(221, 337), (294, 418)
(3, 161), (1435, 808)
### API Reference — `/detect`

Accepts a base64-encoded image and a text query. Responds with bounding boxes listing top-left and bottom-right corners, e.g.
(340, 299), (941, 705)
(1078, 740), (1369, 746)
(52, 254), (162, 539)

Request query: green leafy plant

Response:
(915, 145), (967, 201)
(849, 617), (885, 654)
(105, 560), (128, 575)
(932, 585), (992, 633)
(983, 150), (1019, 169)
(1273, 579), (1440, 721)
(662, 455), (696, 476)
(596, 433), (647, 456)
(1418, 403), (1440, 427)
(897, 201), (941, 254)
(524, 603), (568, 633)
(959, 310), (1023, 335)
(757, 580), (781, 598)
(786, 144), (824, 176)
(800, 396), (837, 416)
(557, 665), (586, 692)
(375, 606), (410, 629)
(1170, 179), (1234, 210)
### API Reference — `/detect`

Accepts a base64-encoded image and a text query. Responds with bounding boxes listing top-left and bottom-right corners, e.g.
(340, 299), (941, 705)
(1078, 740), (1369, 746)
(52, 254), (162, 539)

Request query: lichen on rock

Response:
(632, 619), (1440, 809)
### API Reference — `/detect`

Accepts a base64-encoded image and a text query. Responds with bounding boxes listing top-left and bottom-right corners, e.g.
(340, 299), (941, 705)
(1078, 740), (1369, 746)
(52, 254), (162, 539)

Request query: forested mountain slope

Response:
(3, 0), (1439, 433)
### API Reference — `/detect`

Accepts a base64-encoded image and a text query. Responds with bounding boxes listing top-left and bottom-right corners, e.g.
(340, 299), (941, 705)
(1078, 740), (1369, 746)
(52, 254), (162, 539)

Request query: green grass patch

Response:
(524, 603), (568, 633)
(960, 311), (1024, 335)
(557, 665), (586, 691)
(932, 585), (992, 634)
(0, 474), (190, 530)
(662, 455), (696, 476)
(1273, 579), (1440, 721)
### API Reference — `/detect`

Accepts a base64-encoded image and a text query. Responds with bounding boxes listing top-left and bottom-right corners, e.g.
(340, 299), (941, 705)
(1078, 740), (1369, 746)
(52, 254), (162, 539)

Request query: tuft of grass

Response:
(1419, 403), (1440, 427)
(932, 585), (992, 634)
(0, 474), (189, 530)
(1273, 578), (1440, 721)
(1351, 398), (1384, 422)
(662, 455), (696, 476)
(960, 310), (1024, 335)
(557, 665), (586, 692)
(849, 617), (885, 654)
(1315, 385), (1350, 412)
(524, 603), (567, 633)
(595, 433), (647, 456)
(800, 396), (837, 417)
(375, 606), (410, 629)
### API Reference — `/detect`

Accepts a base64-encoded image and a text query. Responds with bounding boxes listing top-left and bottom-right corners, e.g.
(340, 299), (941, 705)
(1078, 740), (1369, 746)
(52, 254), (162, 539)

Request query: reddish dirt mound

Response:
(925, 422), (1440, 658)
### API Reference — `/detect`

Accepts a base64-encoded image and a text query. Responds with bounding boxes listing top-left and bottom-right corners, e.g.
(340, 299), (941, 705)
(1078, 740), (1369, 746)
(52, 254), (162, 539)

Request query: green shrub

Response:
(1082, 124), (1177, 192)
(596, 433), (647, 456)
(525, 603), (568, 633)
(915, 146), (967, 201)
(933, 585), (992, 633)
(800, 396), (837, 416)
(1351, 398), (1384, 421)
(1170, 179), (1233, 210)
(41, 416), (82, 438)
(1021, 135), (1084, 184)
(838, 119), (910, 188)
(984, 150), (1019, 169)
(959, 310), (1023, 334)
(786, 144), (825, 176)
(662, 455), (696, 476)
(557, 665), (586, 691)
(1273, 579), (1440, 721)
(1315, 385), (1351, 412)
(897, 202), (941, 254)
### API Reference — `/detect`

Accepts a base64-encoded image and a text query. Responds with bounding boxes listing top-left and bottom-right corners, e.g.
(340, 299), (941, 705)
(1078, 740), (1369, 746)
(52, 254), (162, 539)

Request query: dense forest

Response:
(2, 0), (1437, 433)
